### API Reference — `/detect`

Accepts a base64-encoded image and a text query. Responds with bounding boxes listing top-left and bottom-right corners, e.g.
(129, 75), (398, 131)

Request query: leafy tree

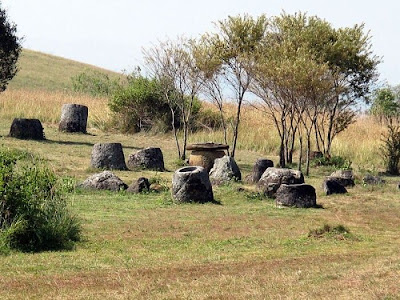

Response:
(202, 14), (268, 157)
(370, 86), (400, 124)
(370, 86), (400, 174)
(0, 3), (21, 92)
(144, 37), (203, 160)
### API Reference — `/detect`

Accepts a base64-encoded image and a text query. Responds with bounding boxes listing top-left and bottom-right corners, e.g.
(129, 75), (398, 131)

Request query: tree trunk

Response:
(305, 132), (311, 176)
(231, 97), (243, 158)
(170, 106), (181, 159)
(298, 134), (303, 171)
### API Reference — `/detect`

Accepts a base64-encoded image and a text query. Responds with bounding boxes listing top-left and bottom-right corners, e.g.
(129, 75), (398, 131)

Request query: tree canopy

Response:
(0, 4), (21, 92)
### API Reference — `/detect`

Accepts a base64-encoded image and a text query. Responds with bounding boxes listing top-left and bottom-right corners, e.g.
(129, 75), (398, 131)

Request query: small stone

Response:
(257, 167), (304, 198)
(362, 174), (385, 185)
(80, 171), (127, 191)
(322, 178), (347, 195)
(329, 170), (355, 187)
(276, 184), (317, 208)
(209, 155), (241, 185)
(127, 177), (150, 193)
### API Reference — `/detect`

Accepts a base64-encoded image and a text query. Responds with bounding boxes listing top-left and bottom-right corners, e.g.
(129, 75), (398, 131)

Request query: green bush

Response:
(108, 75), (173, 133)
(71, 69), (122, 97)
(381, 124), (400, 175)
(0, 149), (81, 252)
(312, 155), (352, 170)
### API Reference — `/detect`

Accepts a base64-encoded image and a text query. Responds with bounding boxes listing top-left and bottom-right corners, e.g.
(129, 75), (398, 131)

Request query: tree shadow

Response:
(43, 139), (142, 150)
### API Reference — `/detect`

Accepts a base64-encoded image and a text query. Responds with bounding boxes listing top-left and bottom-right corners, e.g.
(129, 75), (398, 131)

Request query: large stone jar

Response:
(187, 143), (229, 172)
(59, 104), (88, 133)
(172, 166), (214, 203)
(91, 143), (127, 170)
(9, 118), (45, 140)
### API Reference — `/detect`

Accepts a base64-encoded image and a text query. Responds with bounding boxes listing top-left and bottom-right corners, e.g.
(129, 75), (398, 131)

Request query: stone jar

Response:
(172, 166), (214, 203)
(59, 104), (88, 133)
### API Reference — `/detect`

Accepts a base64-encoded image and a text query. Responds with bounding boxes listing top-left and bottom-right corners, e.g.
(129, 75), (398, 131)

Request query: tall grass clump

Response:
(0, 149), (81, 253)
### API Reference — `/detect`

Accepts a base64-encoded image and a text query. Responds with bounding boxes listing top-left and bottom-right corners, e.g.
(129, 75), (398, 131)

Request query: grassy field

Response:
(0, 119), (399, 299)
(0, 50), (399, 299)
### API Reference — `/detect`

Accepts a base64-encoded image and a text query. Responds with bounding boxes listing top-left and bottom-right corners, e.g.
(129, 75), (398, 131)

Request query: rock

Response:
(329, 170), (355, 187)
(80, 171), (127, 191)
(172, 166), (213, 203)
(9, 118), (45, 140)
(127, 177), (150, 193)
(59, 104), (88, 133)
(91, 143), (127, 170)
(276, 184), (317, 208)
(209, 155), (241, 184)
(249, 159), (274, 183)
(127, 147), (164, 171)
(322, 178), (347, 195)
(257, 167), (304, 198)
(362, 174), (385, 185)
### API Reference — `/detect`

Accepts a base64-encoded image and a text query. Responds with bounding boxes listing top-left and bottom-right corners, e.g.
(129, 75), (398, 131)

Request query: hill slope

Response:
(7, 49), (122, 91)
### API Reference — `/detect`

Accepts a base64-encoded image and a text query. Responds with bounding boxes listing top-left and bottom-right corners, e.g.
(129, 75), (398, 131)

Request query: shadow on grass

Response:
(44, 139), (141, 150)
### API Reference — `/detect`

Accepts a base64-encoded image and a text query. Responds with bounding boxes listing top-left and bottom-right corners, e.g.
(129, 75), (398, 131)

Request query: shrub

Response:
(71, 69), (122, 97)
(312, 155), (352, 170)
(108, 75), (173, 133)
(0, 149), (81, 252)
(381, 124), (400, 175)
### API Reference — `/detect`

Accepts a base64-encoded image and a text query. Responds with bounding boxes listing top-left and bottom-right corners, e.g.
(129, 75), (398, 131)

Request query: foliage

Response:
(199, 14), (268, 157)
(312, 155), (352, 170)
(108, 75), (172, 133)
(0, 149), (81, 252)
(370, 86), (400, 124)
(71, 69), (122, 97)
(380, 124), (400, 175)
(249, 12), (379, 174)
(144, 37), (203, 159)
(0, 3), (22, 92)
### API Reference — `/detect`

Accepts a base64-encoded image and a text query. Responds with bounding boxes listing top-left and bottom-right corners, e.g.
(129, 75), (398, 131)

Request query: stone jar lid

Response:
(186, 143), (229, 151)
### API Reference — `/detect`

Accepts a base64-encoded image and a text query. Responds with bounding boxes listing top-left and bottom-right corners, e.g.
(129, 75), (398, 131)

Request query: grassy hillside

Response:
(7, 49), (122, 91)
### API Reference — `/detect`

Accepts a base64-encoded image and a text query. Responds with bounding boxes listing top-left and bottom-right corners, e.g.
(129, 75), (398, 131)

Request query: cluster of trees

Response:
(143, 12), (379, 170)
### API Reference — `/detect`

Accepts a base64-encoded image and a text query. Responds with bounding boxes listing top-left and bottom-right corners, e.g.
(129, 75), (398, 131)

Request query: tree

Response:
(370, 86), (400, 174)
(250, 12), (379, 170)
(203, 14), (268, 157)
(144, 37), (203, 160)
(0, 4), (21, 91)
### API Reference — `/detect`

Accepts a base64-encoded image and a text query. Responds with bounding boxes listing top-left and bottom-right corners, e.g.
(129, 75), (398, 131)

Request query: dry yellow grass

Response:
(0, 88), (387, 170)
(0, 89), (112, 130)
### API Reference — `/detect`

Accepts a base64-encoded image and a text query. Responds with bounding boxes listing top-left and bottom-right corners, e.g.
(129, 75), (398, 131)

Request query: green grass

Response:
(0, 119), (399, 299)
(7, 49), (122, 92)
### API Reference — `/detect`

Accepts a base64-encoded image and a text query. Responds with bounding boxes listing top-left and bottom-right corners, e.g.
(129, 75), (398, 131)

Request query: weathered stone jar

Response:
(9, 118), (45, 140)
(127, 147), (165, 171)
(187, 143), (229, 172)
(172, 166), (214, 203)
(91, 143), (127, 170)
(59, 104), (88, 133)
